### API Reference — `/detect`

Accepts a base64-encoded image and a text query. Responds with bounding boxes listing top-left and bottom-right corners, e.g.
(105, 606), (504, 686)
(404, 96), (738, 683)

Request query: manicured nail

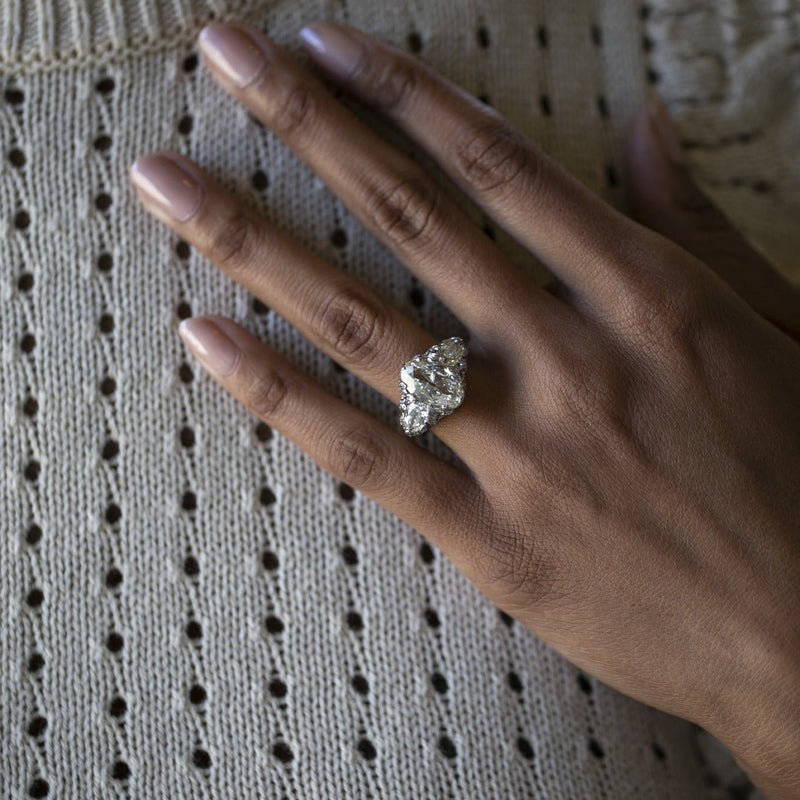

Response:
(648, 95), (685, 165)
(198, 23), (268, 88)
(179, 318), (241, 377)
(130, 153), (203, 222)
(299, 24), (366, 80)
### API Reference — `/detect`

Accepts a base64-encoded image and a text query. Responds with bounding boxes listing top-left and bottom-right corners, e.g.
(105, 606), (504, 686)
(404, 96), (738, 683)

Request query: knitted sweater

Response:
(3, 0), (795, 796)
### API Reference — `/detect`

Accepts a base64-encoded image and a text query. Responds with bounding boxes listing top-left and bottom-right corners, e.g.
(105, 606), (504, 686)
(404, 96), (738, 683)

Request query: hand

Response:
(129, 22), (800, 797)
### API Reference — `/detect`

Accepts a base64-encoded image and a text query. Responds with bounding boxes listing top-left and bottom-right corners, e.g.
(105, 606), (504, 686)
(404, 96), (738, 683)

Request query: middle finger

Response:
(195, 21), (571, 346)
(129, 150), (493, 455)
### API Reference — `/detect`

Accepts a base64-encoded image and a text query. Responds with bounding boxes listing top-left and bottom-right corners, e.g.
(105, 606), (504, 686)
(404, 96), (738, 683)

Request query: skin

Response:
(131, 22), (800, 797)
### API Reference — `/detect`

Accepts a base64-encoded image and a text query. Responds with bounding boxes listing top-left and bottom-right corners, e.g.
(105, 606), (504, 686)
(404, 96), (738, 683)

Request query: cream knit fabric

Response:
(2, 0), (795, 797)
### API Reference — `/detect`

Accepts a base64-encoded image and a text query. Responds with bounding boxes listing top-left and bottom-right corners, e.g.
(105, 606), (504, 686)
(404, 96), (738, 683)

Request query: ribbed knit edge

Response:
(0, 0), (256, 74)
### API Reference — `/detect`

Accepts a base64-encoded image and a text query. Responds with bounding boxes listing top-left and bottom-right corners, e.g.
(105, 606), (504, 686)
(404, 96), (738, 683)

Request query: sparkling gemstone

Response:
(398, 337), (467, 436)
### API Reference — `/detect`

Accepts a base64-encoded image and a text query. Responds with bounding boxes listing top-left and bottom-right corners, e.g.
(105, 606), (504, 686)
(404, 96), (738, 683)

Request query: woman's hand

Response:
(130, 22), (800, 797)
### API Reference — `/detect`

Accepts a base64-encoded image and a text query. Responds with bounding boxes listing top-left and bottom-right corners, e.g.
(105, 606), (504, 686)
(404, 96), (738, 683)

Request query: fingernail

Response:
(179, 318), (242, 377)
(648, 95), (685, 165)
(198, 22), (268, 88)
(130, 153), (203, 222)
(299, 24), (366, 80)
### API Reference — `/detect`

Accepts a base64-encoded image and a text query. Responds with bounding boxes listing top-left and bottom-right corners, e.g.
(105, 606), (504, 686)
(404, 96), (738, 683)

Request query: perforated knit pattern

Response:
(1, 0), (794, 796)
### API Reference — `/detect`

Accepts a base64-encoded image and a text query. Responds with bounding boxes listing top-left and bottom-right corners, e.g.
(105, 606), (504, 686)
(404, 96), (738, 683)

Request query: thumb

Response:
(624, 96), (800, 341)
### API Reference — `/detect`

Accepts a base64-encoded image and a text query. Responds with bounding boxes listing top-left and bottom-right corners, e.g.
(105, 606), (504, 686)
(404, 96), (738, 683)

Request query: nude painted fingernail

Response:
(198, 23), (268, 88)
(648, 95), (685, 165)
(299, 24), (366, 80)
(179, 318), (241, 377)
(130, 153), (203, 222)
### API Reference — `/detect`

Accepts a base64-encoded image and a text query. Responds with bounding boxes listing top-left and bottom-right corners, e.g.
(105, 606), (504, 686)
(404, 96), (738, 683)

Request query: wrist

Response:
(704, 636), (800, 798)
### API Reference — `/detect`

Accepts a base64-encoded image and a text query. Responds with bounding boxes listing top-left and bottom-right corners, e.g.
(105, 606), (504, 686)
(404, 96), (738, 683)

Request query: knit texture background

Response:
(2, 0), (796, 796)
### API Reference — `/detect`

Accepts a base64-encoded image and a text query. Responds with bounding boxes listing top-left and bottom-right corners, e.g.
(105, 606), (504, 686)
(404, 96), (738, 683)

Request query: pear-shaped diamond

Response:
(398, 337), (467, 436)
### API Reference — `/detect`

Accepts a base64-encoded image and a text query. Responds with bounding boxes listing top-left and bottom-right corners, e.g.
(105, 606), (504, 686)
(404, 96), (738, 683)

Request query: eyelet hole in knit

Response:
(272, 741), (293, 764)
(108, 696), (127, 717)
(25, 524), (42, 546)
(265, 615), (284, 635)
(192, 748), (211, 769)
(111, 760), (130, 780)
(24, 461), (40, 482)
(26, 588), (44, 607)
(182, 491), (196, 511)
(407, 31), (422, 52)
(27, 716), (48, 737)
(101, 440), (119, 461)
(254, 422), (272, 442)
(180, 426), (195, 447)
(5, 87), (24, 104)
(9, 147), (26, 167)
(188, 684), (206, 705)
(419, 542), (435, 564)
(589, 737), (605, 759)
(105, 568), (123, 589)
(262, 550), (279, 571)
(346, 611), (363, 632)
(330, 228), (348, 248)
(95, 77), (114, 94)
(105, 503), (121, 524)
(357, 738), (377, 760)
(178, 363), (194, 383)
(268, 678), (287, 698)
(409, 286), (425, 307)
(251, 170), (269, 190)
(97, 252), (113, 272)
(27, 778), (49, 798)
(185, 620), (202, 640)
(252, 297), (269, 315)
(438, 735), (457, 759)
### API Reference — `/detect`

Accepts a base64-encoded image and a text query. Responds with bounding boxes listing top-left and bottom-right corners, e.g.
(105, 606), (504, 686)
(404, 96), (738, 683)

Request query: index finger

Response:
(300, 23), (661, 307)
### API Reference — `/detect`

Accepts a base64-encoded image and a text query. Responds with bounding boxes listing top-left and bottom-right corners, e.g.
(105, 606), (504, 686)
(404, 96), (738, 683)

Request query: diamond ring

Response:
(398, 337), (468, 436)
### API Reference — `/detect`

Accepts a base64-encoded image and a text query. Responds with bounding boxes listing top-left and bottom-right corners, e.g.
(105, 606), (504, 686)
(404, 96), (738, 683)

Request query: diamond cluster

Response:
(398, 337), (468, 436)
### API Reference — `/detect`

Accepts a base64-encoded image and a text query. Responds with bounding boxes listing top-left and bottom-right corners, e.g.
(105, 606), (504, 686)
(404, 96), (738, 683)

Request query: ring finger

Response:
(177, 315), (485, 561)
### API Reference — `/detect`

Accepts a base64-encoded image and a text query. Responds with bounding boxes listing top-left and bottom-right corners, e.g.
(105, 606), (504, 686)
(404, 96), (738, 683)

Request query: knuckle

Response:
(541, 343), (617, 428)
(625, 273), (716, 355)
(312, 288), (389, 369)
(241, 364), (290, 419)
(455, 124), (533, 195)
(366, 175), (441, 247)
(206, 208), (263, 272)
(271, 84), (318, 146)
(330, 427), (390, 489)
(354, 53), (420, 112)
(666, 280), (724, 350)
(480, 523), (562, 612)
